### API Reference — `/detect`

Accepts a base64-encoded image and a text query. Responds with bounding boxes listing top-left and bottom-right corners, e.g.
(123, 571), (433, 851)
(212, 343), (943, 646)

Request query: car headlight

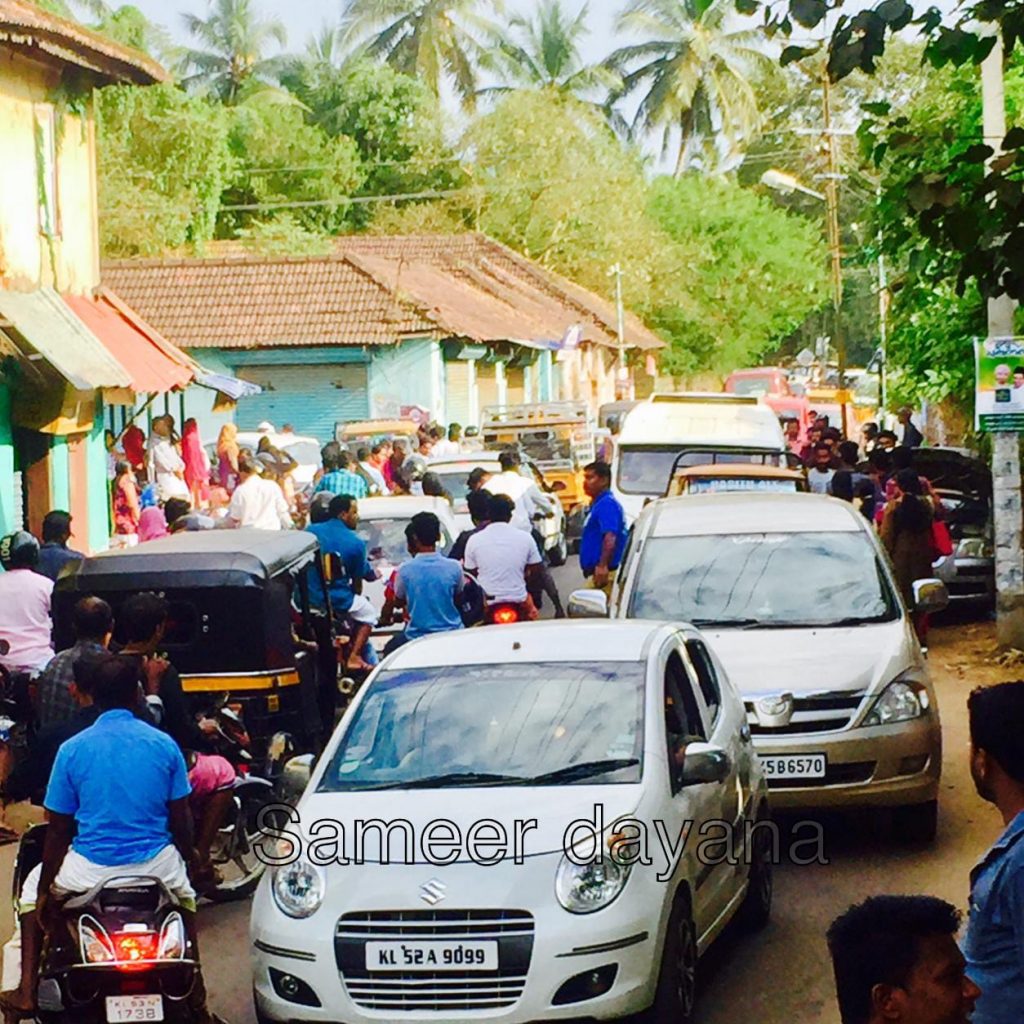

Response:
(863, 679), (930, 727)
(957, 538), (993, 559)
(555, 854), (630, 914)
(272, 859), (325, 919)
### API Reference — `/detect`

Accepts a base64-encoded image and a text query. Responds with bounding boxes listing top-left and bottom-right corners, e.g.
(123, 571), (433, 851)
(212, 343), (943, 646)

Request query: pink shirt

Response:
(0, 569), (54, 671)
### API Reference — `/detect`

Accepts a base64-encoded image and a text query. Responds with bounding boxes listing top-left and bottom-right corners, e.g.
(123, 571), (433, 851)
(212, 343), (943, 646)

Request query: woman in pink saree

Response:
(182, 418), (211, 507)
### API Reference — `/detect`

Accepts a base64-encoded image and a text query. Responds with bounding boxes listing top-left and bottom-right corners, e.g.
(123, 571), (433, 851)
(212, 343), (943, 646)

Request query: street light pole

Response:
(821, 68), (847, 414)
(611, 262), (630, 400)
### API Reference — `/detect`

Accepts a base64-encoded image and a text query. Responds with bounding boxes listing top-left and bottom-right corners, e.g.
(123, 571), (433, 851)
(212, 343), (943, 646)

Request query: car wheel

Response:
(639, 892), (697, 1024)
(893, 799), (938, 844)
(740, 808), (773, 930)
(548, 532), (569, 567)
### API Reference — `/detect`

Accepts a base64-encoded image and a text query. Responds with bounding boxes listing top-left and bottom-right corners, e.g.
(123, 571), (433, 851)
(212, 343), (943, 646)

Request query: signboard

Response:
(687, 477), (799, 495)
(975, 337), (1024, 432)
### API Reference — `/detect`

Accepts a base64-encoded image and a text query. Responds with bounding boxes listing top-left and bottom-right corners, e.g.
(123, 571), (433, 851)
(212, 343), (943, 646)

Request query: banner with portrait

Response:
(975, 337), (1024, 432)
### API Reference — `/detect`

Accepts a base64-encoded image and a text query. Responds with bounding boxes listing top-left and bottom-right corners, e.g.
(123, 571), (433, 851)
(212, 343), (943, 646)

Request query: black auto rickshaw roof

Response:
(57, 530), (320, 592)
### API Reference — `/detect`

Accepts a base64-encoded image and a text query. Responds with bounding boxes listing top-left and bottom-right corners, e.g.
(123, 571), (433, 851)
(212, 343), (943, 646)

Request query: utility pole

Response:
(877, 185), (889, 416)
(982, 33), (1024, 648)
(611, 263), (631, 400)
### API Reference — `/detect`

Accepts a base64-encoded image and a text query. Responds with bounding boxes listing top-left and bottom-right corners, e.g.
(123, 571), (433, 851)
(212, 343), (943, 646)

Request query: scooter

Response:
(12, 825), (201, 1023)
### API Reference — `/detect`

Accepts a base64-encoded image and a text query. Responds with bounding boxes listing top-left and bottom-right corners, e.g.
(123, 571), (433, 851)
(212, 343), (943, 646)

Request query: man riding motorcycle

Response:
(0, 654), (223, 1023)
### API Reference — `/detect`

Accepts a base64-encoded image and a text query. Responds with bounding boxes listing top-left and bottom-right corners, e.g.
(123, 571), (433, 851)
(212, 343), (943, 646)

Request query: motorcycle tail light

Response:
(79, 916), (115, 964)
(158, 913), (187, 961)
(112, 931), (159, 971)
(494, 607), (520, 625)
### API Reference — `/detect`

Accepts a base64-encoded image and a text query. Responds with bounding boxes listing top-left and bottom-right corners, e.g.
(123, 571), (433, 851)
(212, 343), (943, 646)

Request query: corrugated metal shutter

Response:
(506, 367), (526, 406)
(477, 363), (498, 413)
(445, 361), (472, 427)
(235, 364), (369, 443)
(12, 471), (25, 531)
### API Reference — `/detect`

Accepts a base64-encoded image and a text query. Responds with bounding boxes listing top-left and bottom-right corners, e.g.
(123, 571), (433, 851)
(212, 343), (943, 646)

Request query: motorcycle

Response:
(482, 600), (533, 626)
(13, 825), (201, 1023)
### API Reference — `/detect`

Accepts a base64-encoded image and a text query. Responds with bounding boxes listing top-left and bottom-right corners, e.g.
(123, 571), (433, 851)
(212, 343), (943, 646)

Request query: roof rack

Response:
(650, 393), (759, 406)
(481, 402), (592, 426)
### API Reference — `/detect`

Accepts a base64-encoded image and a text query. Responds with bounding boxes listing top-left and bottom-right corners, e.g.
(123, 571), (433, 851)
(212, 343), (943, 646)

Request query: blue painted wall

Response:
(368, 339), (441, 420)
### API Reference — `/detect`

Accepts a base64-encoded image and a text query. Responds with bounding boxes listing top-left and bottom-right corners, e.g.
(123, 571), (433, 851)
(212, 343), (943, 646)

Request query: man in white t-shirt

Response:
(228, 456), (291, 530)
(431, 424), (463, 458)
(0, 533), (55, 674)
(808, 444), (836, 496)
(464, 495), (541, 616)
(486, 450), (558, 534)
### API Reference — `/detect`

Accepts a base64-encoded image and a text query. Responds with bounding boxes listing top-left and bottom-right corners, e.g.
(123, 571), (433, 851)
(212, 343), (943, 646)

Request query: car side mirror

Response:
(568, 589), (609, 619)
(913, 579), (949, 615)
(679, 743), (731, 786)
(278, 753), (315, 804)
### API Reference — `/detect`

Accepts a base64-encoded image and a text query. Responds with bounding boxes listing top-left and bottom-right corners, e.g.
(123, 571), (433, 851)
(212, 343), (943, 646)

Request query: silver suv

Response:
(570, 493), (949, 842)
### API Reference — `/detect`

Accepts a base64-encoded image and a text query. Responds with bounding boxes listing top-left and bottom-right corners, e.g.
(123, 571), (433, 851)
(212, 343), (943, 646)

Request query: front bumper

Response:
(752, 713), (941, 811)
(946, 556), (995, 605)
(250, 856), (666, 1024)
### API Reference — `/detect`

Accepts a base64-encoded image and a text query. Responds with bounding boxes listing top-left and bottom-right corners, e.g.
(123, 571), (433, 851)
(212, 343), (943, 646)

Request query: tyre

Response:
(548, 531), (569, 568)
(740, 808), (773, 930)
(893, 799), (938, 844)
(638, 892), (697, 1024)
(208, 791), (286, 902)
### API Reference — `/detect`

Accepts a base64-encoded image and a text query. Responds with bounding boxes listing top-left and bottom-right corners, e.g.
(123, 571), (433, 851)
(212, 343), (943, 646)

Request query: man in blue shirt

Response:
(35, 511), (85, 582)
(964, 680), (1024, 1023)
(579, 461), (627, 596)
(306, 495), (378, 672)
(383, 512), (464, 654)
(315, 449), (369, 501)
(0, 655), (219, 1022)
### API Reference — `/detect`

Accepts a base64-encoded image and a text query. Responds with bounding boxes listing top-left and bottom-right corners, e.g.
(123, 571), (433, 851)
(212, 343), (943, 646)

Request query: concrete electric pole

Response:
(981, 33), (1024, 648)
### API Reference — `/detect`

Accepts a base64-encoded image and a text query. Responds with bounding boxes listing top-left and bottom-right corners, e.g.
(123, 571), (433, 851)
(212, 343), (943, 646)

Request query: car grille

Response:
(769, 761), (875, 788)
(746, 693), (865, 735)
(335, 910), (534, 1012)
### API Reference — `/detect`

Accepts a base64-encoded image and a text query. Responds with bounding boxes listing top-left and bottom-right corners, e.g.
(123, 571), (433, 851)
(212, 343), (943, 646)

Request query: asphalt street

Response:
(0, 565), (1003, 1024)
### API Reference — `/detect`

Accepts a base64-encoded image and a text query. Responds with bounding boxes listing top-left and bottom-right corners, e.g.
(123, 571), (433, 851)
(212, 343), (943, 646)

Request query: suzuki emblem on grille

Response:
(419, 879), (447, 905)
(755, 693), (795, 728)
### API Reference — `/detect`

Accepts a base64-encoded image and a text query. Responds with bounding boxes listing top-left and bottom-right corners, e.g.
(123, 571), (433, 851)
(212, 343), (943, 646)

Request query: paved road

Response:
(0, 568), (1002, 1024)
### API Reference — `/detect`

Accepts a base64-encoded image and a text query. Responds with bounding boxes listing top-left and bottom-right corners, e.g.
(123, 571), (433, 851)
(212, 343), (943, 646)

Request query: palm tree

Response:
(610, 0), (773, 174)
(340, 0), (502, 109)
(181, 0), (288, 104)
(480, 0), (621, 103)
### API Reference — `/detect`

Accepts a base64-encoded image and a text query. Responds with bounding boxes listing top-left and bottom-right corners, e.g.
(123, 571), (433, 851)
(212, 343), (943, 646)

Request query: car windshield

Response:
(730, 378), (772, 397)
(318, 662), (646, 791)
(629, 531), (899, 628)
(358, 518), (453, 565)
(618, 447), (783, 496)
(429, 466), (497, 515)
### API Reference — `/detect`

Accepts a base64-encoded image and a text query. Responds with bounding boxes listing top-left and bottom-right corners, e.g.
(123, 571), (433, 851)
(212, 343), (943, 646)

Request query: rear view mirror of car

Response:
(278, 753), (315, 804)
(913, 579), (950, 616)
(679, 743), (732, 787)
(567, 589), (609, 619)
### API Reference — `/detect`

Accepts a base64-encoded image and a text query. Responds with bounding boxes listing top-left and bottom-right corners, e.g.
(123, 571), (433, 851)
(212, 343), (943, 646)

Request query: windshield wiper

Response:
(359, 772), (527, 791)
(690, 617), (764, 629)
(527, 759), (640, 786)
(750, 615), (895, 630)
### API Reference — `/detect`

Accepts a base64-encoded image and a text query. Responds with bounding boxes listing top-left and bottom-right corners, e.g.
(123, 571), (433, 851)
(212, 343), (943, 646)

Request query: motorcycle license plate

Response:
(105, 995), (164, 1022)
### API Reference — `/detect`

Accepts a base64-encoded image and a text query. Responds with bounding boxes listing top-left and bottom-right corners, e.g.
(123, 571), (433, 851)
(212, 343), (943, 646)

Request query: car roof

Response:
(382, 620), (674, 669)
(358, 496), (457, 522)
(645, 493), (865, 537)
(619, 396), (784, 447)
(675, 464), (805, 480)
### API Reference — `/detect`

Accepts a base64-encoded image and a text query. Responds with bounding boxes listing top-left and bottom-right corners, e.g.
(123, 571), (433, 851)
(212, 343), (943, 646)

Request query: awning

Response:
(193, 369), (262, 400)
(0, 287), (131, 390)
(64, 291), (195, 393)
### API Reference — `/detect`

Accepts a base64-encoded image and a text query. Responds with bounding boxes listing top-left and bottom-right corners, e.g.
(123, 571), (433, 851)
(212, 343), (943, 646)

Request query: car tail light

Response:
(493, 607), (520, 625)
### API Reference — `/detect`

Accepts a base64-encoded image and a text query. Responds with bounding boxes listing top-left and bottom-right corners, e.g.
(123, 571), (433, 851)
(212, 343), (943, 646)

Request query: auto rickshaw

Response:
(668, 463), (809, 497)
(481, 402), (597, 540)
(336, 418), (421, 450)
(53, 531), (336, 776)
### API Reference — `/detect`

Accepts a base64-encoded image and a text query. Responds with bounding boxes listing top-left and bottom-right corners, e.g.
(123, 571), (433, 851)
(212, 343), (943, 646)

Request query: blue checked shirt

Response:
(315, 469), (369, 500)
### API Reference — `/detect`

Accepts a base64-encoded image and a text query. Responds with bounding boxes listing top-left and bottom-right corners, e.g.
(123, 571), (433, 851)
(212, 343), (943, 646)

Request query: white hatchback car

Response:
(250, 621), (771, 1024)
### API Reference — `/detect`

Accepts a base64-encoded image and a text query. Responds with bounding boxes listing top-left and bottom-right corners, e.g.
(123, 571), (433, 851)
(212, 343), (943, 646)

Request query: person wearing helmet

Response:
(0, 533), (55, 675)
(401, 454), (428, 496)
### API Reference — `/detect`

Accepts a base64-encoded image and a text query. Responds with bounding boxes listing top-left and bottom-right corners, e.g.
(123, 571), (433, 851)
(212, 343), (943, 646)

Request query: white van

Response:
(613, 394), (787, 523)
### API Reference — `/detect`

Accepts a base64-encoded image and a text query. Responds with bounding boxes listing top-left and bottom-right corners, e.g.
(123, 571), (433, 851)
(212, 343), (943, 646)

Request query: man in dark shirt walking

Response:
(964, 680), (1024, 1023)
(579, 462), (627, 596)
(35, 511), (85, 583)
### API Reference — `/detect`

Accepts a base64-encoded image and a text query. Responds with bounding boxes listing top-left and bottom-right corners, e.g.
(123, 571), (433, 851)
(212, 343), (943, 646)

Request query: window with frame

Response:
(685, 639), (722, 724)
(35, 107), (60, 238)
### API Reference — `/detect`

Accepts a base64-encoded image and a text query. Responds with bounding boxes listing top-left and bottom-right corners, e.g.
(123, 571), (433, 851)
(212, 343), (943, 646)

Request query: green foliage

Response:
(96, 83), (231, 256)
(647, 175), (830, 373)
(234, 214), (335, 256)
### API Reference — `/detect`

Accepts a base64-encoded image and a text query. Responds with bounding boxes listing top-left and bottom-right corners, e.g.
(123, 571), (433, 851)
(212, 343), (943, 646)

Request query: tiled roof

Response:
(103, 233), (666, 353)
(0, 0), (166, 84)
(102, 256), (438, 350)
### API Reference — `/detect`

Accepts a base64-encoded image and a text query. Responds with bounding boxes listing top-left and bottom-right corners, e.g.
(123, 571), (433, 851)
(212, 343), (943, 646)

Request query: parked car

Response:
(570, 493), (948, 842)
(914, 447), (994, 607)
(427, 452), (569, 566)
(251, 620), (771, 1024)
(205, 431), (321, 490)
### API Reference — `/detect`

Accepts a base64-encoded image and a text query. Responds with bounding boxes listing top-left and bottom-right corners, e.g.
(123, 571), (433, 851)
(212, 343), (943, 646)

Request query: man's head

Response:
(468, 467), (492, 492)
(418, 436), (434, 456)
(498, 450), (521, 473)
(489, 494), (515, 524)
(329, 494), (359, 529)
(1014, 368), (1024, 389)
(72, 596), (113, 645)
(448, 424), (462, 442)
(119, 592), (169, 650)
(70, 649), (105, 707)
(783, 418), (800, 440)
(91, 654), (143, 712)
(968, 680), (1024, 805)
(321, 442), (342, 473)
(823, 427), (842, 450)
(808, 426), (824, 447)
(862, 422), (880, 442)
(430, 426), (444, 443)
(42, 510), (72, 546)
(337, 450), (353, 471)
(257, 421), (275, 436)
(868, 448), (893, 478)
(391, 439), (408, 461)
(827, 895), (978, 1024)
(995, 364), (1012, 386)
(309, 492), (334, 525)
(878, 430), (899, 451)
(583, 461), (613, 499)
(406, 512), (442, 554)
(814, 443), (834, 471)
(150, 415), (170, 438)
(891, 446), (915, 473)
(467, 489), (493, 526)
(164, 498), (192, 530)
(281, 424), (294, 434)
(357, 446), (370, 463)
(898, 406), (914, 424)
(838, 441), (861, 469)
(238, 454), (261, 479)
